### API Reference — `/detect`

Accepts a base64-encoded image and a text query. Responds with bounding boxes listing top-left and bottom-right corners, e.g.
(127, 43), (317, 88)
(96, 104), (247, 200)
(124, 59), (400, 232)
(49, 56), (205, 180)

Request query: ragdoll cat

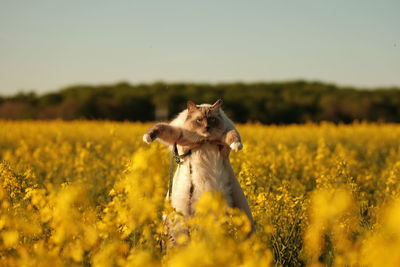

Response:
(143, 100), (254, 231)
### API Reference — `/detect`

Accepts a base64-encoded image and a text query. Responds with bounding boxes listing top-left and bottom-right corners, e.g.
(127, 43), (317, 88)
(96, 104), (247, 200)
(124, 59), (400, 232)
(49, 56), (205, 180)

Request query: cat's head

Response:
(184, 99), (225, 139)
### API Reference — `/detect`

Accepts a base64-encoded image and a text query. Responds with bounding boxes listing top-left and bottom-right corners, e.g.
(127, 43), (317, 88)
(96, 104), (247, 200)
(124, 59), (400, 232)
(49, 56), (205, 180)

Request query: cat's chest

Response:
(189, 144), (230, 186)
(187, 144), (232, 205)
(190, 144), (223, 167)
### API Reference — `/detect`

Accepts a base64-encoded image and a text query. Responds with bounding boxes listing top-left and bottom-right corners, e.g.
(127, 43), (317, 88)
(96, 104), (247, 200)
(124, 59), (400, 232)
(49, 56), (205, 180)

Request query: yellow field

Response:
(1, 121), (400, 266)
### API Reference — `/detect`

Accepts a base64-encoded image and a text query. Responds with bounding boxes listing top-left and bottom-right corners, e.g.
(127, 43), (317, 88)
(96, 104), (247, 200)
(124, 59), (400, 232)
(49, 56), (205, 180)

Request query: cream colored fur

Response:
(170, 143), (233, 215)
(168, 105), (234, 215)
(143, 103), (254, 235)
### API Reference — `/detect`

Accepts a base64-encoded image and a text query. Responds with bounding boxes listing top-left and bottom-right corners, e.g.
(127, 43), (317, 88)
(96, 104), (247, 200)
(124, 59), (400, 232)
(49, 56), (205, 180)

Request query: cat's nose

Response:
(205, 126), (211, 131)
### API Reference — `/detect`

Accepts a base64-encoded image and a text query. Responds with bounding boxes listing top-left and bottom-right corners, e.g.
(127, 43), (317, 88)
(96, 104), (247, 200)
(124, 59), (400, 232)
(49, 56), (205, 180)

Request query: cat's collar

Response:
(173, 143), (192, 164)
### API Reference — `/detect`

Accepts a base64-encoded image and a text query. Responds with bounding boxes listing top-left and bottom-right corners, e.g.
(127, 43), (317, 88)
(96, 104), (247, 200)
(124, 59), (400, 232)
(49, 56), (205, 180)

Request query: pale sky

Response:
(0, 0), (399, 95)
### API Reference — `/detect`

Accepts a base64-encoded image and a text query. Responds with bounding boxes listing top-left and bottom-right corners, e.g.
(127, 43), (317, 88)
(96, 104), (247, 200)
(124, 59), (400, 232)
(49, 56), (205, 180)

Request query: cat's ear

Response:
(211, 99), (223, 110)
(187, 101), (198, 113)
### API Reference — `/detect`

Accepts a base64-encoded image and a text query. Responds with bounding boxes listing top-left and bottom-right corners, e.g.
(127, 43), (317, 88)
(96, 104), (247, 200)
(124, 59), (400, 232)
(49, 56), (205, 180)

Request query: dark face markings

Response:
(186, 106), (222, 134)
(192, 115), (219, 129)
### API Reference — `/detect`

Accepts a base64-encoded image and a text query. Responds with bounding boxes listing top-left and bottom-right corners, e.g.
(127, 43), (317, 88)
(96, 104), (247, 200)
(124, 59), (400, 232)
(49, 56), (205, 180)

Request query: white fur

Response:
(143, 133), (152, 144)
(170, 143), (233, 216)
(155, 105), (255, 242)
(167, 107), (237, 215)
(230, 141), (242, 152)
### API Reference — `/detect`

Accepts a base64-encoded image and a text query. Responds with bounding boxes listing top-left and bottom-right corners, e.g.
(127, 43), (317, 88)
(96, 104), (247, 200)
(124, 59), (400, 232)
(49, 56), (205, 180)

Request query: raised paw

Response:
(230, 141), (243, 152)
(142, 124), (163, 144)
(142, 133), (153, 144)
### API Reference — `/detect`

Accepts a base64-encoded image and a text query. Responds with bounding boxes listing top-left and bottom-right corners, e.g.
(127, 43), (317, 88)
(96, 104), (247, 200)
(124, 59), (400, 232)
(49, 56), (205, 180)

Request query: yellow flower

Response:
(2, 230), (19, 247)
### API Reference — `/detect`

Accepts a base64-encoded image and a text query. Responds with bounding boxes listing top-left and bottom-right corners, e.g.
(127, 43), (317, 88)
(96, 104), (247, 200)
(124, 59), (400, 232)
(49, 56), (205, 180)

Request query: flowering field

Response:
(1, 121), (400, 266)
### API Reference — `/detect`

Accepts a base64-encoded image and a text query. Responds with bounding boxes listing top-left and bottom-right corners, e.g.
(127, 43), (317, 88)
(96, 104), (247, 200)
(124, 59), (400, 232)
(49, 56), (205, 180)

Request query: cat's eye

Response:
(209, 117), (216, 122)
(196, 119), (202, 124)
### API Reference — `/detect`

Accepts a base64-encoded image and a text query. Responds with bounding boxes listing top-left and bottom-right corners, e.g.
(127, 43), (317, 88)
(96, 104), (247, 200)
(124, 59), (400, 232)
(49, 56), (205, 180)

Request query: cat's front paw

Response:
(143, 124), (162, 144)
(143, 133), (153, 144)
(230, 142), (243, 152)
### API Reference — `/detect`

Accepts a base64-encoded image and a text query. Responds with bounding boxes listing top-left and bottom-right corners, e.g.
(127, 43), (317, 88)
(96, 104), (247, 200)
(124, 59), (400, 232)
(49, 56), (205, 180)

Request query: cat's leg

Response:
(224, 161), (255, 235)
(143, 123), (183, 145)
(231, 175), (255, 236)
(223, 129), (243, 152)
(165, 165), (192, 247)
(143, 123), (205, 146)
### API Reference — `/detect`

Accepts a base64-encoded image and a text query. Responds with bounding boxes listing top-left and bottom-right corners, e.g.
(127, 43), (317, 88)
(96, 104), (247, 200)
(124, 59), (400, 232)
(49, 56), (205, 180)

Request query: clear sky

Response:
(0, 0), (399, 94)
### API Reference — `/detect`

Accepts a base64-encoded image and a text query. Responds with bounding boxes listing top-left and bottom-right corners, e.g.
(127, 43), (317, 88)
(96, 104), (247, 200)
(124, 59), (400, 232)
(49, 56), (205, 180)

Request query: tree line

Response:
(0, 81), (399, 124)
